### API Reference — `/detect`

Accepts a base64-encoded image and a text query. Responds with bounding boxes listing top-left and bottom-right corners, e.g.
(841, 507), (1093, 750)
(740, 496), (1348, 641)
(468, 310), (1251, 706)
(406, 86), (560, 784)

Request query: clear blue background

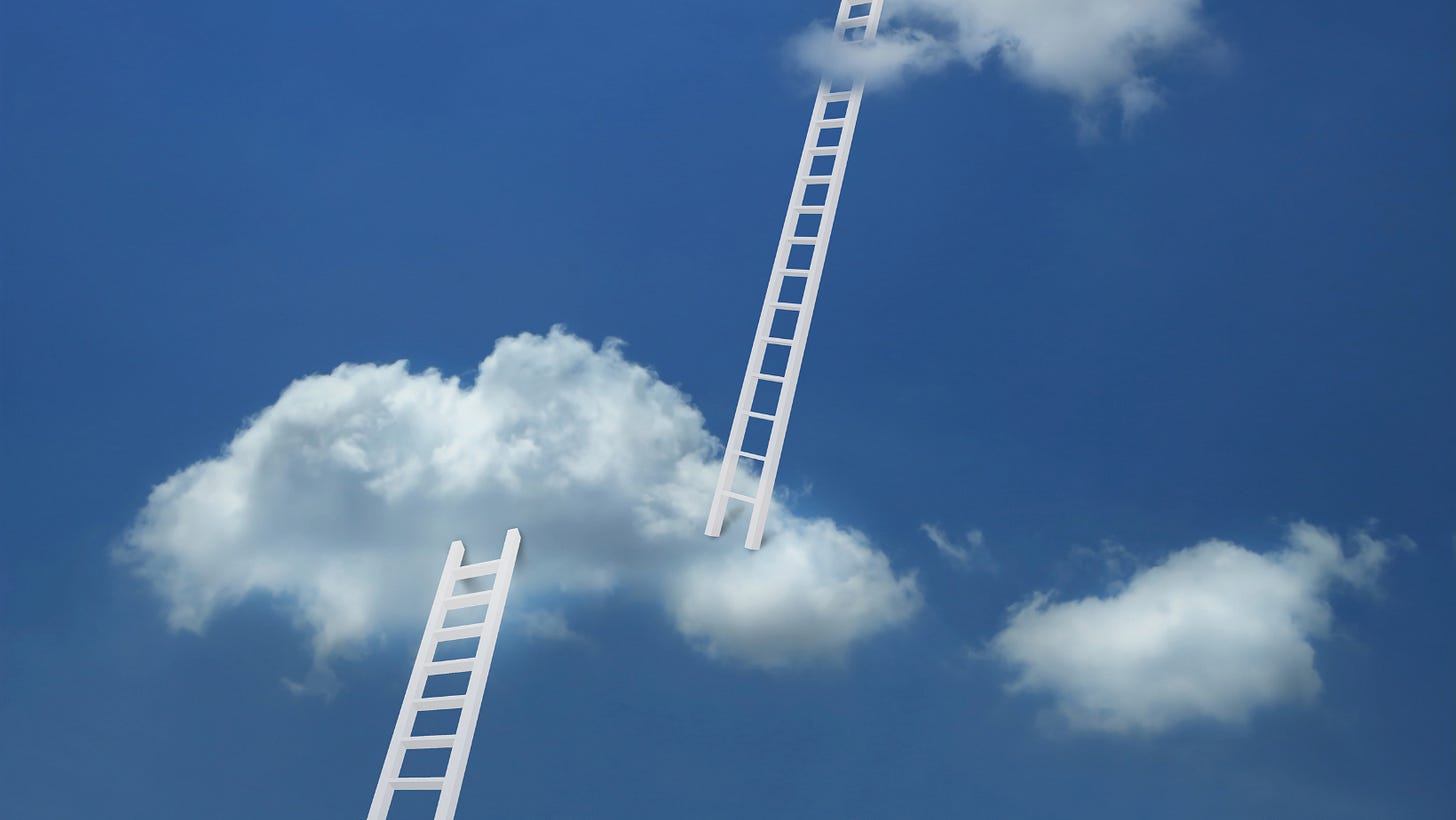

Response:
(2, 1), (1453, 817)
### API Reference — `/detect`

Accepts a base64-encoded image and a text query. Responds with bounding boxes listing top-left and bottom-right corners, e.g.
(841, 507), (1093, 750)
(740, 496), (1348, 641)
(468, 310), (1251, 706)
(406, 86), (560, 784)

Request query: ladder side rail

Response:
(367, 541), (467, 820)
(433, 529), (522, 820)
(864, 0), (887, 37)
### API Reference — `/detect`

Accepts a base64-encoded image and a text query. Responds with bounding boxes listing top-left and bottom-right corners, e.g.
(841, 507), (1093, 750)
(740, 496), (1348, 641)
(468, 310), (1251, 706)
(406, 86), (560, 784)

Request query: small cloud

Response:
(989, 522), (1399, 734)
(921, 523), (999, 574)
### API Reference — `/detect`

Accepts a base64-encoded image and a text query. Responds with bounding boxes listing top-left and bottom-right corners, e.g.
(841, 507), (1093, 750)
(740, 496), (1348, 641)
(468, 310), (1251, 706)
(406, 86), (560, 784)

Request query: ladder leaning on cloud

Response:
(366, 530), (521, 820)
(706, 0), (886, 552)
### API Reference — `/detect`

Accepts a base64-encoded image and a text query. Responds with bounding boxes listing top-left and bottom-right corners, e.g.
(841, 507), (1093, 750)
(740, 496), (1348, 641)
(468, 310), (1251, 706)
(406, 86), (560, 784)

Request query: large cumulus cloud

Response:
(120, 328), (921, 690)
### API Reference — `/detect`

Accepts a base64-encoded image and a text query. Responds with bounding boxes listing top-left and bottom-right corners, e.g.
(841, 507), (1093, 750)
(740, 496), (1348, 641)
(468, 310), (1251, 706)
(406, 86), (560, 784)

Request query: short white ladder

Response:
(366, 529), (521, 820)
(706, 0), (886, 551)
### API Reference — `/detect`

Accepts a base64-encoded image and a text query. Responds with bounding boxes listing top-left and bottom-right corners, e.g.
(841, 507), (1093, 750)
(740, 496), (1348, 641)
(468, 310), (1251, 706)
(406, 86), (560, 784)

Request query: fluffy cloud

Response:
(990, 523), (1394, 733)
(794, 0), (1214, 127)
(120, 328), (921, 688)
(674, 518), (920, 666)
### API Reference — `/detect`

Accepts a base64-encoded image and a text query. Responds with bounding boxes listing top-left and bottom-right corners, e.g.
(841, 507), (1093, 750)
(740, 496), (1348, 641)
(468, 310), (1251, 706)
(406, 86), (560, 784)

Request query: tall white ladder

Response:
(706, 0), (886, 551)
(366, 529), (522, 820)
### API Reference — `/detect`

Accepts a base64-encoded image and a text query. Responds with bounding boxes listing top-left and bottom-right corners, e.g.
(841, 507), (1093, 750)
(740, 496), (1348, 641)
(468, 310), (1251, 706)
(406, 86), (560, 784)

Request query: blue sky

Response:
(2, 1), (1453, 818)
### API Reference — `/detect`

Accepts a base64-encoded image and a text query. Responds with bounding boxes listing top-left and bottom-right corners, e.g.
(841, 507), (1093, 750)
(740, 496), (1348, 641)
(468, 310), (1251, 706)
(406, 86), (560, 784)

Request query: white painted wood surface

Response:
(366, 529), (521, 820)
(707, 0), (886, 550)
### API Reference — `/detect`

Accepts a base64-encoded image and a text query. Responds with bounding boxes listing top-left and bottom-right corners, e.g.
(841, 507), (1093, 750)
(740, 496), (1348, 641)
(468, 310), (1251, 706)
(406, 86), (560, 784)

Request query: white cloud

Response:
(793, 25), (956, 88)
(990, 523), (1394, 733)
(794, 0), (1214, 126)
(921, 524), (998, 573)
(119, 328), (921, 689)
(673, 518), (920, 666)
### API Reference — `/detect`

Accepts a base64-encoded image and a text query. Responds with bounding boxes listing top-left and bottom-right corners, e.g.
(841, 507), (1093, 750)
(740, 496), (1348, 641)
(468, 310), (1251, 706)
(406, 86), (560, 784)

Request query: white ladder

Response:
(366, 529), (521, 820)
(706, 0), (886, 551)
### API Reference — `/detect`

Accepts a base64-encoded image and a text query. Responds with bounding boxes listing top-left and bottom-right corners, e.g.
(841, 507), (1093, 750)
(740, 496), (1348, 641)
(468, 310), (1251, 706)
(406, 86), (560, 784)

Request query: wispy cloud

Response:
(921, 524), (998, 574)
(990, 523), (1398, 733)
(793, 25), (956, 88)
(119, 328), (921, 691)
(794, 0), (1217, 131)
(520, 610), (589, 645)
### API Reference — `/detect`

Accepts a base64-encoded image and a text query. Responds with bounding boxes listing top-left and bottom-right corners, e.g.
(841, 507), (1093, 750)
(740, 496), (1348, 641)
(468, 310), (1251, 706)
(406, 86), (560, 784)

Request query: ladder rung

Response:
(415, 695), (468, 712)
(435, 623), (484, 642)
(453, 559), (500, 580)
(446, 589), (493, 609)
(777, 269), (812, 277)
(822, 91), (852, 102)
(756, 372), (786, 383)
(807, 146), (839, 156)
(400, 734), (457, 750)
(785, 237), (816, 245)
(769, 301), (803, 311)
(760, 336), (795, 346)
(390, 777), (445, 791)
(738, 451), (767, 462)
(725, 491), (757, 504)
(424, 658), (475, 675)
(746, 411), (776, 421)
(793, 205), (826, 214)
(818, 117), (847, 127)
(801, 174), (834, 183)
